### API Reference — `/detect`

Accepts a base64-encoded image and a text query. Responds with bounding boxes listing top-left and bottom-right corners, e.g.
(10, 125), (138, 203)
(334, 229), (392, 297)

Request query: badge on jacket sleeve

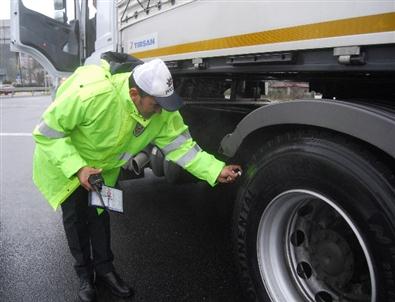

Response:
(133, 123), (145, 137)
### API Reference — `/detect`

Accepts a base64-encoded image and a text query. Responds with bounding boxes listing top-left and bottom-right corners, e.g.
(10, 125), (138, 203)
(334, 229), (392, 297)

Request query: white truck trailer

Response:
(10, 1), (395, 301)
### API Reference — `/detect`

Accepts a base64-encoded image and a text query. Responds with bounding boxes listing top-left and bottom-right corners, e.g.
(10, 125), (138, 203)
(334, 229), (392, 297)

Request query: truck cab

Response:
(10, 0), (116, 81)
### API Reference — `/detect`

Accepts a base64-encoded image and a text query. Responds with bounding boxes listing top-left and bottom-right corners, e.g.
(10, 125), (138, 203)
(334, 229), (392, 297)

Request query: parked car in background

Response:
(0, 84), (15, 95)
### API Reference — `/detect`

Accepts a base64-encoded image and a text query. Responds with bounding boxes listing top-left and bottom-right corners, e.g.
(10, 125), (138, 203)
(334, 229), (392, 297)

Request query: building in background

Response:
(0, 19), (47, 86)
(0, 19), (16, 83)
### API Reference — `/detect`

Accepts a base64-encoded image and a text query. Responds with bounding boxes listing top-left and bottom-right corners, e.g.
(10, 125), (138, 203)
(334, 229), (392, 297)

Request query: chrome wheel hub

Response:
(256, 190), (376, 302)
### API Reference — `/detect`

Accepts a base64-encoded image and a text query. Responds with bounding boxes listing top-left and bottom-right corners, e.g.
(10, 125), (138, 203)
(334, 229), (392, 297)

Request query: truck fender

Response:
(220, 99), (395, 159)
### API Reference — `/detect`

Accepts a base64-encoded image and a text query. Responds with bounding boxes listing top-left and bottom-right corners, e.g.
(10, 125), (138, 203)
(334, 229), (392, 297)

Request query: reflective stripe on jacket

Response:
(32, 60), (225, 210)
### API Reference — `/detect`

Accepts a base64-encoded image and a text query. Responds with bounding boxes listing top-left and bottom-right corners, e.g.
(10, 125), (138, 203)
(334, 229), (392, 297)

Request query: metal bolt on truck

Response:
(10, 0), (395, 301)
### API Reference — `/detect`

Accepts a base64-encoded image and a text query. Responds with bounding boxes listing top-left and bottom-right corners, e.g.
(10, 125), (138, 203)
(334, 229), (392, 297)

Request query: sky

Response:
(1, 0), (63, 20)
(1, 0), (95, 20)
(1, 0), (11, 19)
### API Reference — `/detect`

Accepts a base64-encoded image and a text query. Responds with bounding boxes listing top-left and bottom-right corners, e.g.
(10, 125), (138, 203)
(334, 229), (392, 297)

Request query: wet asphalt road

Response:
(0, 95), (243, 302)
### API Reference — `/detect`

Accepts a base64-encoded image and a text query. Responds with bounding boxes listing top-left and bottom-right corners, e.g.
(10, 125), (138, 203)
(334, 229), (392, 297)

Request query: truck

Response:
(10, 1), (395, 301)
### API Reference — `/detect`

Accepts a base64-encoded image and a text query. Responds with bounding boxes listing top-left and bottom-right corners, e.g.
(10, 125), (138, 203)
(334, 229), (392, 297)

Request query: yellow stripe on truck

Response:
(131, 12), (395, 59)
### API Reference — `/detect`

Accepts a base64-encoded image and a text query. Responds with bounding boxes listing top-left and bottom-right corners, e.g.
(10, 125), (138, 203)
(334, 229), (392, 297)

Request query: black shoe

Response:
(78, 276), (96, 302)
(96, 271), (133, 297)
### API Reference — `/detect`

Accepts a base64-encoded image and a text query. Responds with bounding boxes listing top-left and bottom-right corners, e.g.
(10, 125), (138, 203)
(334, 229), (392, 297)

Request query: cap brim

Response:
(155, 93), (184, 112)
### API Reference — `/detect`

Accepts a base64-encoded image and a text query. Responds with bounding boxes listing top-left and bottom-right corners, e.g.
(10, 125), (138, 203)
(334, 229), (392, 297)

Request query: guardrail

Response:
(7, 87), (51, 96)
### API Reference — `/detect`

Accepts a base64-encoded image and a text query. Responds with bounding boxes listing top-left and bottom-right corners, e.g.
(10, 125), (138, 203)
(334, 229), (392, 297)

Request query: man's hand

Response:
(217, 165), (242, 184)
(77, 166), (102, 191)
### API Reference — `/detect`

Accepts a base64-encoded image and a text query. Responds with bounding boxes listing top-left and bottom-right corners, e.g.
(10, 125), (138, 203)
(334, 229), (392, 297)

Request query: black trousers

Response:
(61, 186), (114, 278)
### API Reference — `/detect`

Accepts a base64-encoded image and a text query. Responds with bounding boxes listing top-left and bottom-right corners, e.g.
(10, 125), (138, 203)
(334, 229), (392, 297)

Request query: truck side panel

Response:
(118, 0), (395, 61)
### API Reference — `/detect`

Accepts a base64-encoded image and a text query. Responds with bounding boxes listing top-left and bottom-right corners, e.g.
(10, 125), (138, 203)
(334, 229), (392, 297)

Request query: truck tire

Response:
(233, 130), (395, 302)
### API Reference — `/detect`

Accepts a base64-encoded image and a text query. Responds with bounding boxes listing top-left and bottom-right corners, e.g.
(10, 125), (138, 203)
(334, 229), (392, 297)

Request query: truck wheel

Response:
(233, 130), (395, 302)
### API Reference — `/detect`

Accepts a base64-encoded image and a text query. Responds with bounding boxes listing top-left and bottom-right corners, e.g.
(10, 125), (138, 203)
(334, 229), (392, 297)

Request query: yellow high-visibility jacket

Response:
(32, 60), (225, 210)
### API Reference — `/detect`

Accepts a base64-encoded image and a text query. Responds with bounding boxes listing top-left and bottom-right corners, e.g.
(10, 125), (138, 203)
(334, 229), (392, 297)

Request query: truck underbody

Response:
(172, 44), (395, 158)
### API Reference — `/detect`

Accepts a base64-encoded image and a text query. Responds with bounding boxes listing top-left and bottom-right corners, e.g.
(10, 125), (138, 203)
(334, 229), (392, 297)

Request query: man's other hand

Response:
(77, 166), (102, 191)
(217, 165), (242, 184)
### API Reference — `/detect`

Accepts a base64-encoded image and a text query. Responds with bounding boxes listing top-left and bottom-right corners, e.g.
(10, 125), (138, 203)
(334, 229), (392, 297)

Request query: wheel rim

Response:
(256, 190), (376, 302)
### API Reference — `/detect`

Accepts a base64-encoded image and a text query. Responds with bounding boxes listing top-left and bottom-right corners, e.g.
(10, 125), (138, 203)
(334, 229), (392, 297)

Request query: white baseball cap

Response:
(132, 58), (183, 112)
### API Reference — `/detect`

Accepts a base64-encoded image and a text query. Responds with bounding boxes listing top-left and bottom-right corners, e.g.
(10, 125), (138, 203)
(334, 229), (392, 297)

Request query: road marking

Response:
(0, 133), (32, 136)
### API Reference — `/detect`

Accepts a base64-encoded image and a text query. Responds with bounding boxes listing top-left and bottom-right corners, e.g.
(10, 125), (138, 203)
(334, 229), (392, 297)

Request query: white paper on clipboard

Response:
(90, 185), (124, 213)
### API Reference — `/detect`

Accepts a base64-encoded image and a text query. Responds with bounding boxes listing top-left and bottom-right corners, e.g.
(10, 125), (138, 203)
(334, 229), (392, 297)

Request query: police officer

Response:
(32, 57), (241, 302)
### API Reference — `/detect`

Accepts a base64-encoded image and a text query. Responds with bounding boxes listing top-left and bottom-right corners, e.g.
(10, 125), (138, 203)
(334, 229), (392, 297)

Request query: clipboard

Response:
(88, 185), (124, 213)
